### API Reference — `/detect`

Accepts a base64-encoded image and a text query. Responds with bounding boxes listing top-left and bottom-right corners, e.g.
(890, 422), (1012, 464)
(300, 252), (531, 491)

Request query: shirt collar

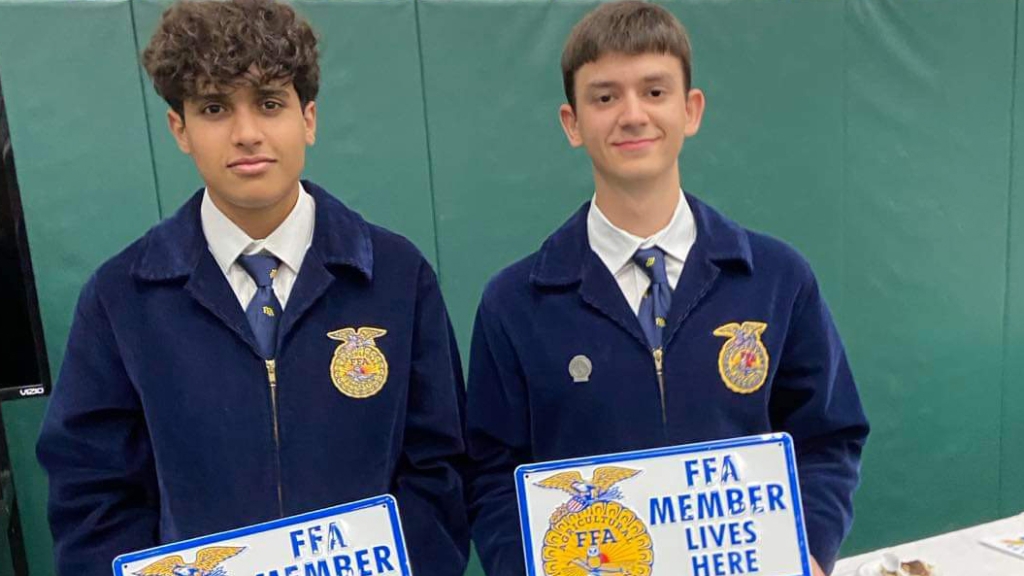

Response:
(531, 193), (751, 288)
(586, 189), (696, 274)
(201, 182), (314, 275)
(132, 180), (373, 282)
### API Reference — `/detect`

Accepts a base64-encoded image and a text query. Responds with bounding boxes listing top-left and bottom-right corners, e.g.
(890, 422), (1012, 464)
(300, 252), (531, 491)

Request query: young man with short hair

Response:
(36, 1), (469, 574)
(465, 3), (868, 575)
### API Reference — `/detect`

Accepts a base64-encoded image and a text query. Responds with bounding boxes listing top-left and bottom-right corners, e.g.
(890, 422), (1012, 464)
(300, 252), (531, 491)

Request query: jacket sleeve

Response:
(465, 289), (532, 576)
(770, 274), (870, 574)
(391, 261), (470, 576)
(36, 276), (160, 576)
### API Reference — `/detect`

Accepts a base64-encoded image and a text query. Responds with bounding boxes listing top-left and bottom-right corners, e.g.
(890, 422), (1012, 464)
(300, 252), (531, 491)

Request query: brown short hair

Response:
(561, 1), (693, 108)
(142, 0), (319, 116)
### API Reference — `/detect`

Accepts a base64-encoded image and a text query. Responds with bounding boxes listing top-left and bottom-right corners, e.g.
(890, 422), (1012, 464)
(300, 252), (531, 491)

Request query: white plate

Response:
(856, 560), (941, 576)
(856, 563), (886, 576)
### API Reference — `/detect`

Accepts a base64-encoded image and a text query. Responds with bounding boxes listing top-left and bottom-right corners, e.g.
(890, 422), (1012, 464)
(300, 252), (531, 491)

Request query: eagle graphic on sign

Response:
(134, 546), (245, 576)
(536, 466), (641, 524)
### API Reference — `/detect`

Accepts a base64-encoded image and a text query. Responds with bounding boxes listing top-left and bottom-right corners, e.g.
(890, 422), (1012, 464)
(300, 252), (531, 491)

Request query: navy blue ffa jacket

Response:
(466, 195), (869, 575)
(37, 182), (469, 576)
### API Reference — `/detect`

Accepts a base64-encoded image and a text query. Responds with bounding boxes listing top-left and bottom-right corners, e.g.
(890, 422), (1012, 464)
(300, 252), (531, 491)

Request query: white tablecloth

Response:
(833, 513), (1024, 576)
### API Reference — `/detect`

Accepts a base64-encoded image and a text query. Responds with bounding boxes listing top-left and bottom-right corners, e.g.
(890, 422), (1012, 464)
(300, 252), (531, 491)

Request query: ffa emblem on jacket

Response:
(713, 321), (769, 394)
(328, 327), (389, 399)
(134, 546), (244, 576)
(535, 467), (653, 576)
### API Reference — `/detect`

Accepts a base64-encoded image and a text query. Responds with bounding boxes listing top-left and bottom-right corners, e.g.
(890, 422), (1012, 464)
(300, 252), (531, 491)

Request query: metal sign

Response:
(516, 433), (810, 576)
(113, 494), (410, 576)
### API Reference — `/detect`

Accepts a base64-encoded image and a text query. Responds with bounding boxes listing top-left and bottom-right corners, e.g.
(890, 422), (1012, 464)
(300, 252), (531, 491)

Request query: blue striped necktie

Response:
(634, 246), (671, 350)
(238, 253), (282, 359)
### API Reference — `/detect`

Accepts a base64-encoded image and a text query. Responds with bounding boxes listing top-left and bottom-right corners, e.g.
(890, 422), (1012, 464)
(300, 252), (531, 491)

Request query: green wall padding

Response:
(1003, 0), (1024, 519)
(0, 1), (162, 575)
(131, 0), (199, 219)
(0, 0), (161, 376)
(2, 401), (49, 576)
(296, 0), (438, 264)
(1, 0), (1023, 574)
(675, 0), (845, 308)
(841, 0), (1015, 550)
(419, 0), (595, 348)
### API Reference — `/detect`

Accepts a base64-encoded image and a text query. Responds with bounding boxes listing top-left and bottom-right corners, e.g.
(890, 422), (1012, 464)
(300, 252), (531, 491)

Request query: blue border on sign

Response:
(111, 494), (411, 576)
(514, 433), (810, 576)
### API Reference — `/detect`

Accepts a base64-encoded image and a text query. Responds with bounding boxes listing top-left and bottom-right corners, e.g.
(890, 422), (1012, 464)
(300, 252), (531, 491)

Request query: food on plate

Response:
(880, 560), (934, 576)
(900, 560), (932, 576)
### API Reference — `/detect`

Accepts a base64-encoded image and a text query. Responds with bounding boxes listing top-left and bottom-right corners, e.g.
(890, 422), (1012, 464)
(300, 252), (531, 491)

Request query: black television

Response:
(0, 70), (49, 401)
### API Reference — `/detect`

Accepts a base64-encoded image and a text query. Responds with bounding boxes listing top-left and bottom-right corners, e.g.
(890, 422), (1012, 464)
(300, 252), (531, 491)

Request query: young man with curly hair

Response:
(36, 1), (469, 574)
(465, 3), (868, 575)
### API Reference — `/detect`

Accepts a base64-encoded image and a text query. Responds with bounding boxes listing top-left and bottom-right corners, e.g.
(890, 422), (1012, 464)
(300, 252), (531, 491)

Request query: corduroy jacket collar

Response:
(131, 180), (373, 282)
(529, 192), (753, 288)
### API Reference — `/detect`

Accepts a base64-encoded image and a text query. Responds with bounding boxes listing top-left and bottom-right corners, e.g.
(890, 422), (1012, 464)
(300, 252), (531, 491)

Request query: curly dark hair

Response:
(142, 0), (319, 116)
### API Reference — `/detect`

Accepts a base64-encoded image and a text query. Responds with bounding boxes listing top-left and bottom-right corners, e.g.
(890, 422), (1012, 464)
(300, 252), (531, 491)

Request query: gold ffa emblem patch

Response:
(135, 546), (244, 575)
(327, 327), (389, 399)
(536, 467), (653, 576)
(713, 321), (769, 394)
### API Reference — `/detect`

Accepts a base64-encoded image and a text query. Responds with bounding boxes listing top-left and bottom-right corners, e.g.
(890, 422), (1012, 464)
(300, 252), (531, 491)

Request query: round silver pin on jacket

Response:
(568, 354), (592, 383)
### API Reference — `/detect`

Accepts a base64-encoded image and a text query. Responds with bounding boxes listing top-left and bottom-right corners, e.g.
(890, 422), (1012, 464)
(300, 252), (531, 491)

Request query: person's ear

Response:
(559, 103), (584, 148)
(303, 100), (317, 146)
(167, 109), (191, 154)
(683, 88), (706, 137)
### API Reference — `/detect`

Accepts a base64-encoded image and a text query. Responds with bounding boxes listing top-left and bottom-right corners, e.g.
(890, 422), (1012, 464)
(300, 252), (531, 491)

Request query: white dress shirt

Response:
(587, 190), (697, 315)
(200, 183), (315, 310)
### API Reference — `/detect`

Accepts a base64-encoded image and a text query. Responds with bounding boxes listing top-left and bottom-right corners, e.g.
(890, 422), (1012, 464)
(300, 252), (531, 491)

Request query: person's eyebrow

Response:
(585, 80), (621, 91)
(641, 73), (673, 84)
(195, 91), (230, 102)
(256, 87), (290, 99)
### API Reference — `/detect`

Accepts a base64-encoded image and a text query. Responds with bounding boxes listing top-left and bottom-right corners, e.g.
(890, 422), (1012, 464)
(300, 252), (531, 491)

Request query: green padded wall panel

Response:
(419, 0), (596, 348)
(2, 400), (49, 576)
(133, 0), (439, 265)
(1003, 0), (1024, 518)
(299, 0), (437, 264)
(0, 2), (162, 575)
(418, 6), (596, 572)
(131, 0), (199, 218)
(676, 0), (846, 312)
(841, 0), (1014, 551)
(0, 0), (161, 377)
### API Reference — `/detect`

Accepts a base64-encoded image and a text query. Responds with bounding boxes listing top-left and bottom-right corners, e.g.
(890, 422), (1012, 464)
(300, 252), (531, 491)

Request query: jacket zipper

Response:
(653, 347), (666, 425)
(265, 359), (284, 517)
